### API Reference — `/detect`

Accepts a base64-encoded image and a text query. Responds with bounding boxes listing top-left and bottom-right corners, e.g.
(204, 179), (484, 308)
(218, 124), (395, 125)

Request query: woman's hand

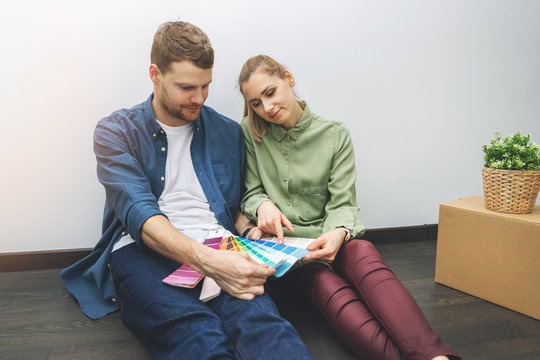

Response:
(303, 228), (346, 262)
(256, 200), (294, 244)
(244, 226), (264, 240)
(235, 210), (265, 240)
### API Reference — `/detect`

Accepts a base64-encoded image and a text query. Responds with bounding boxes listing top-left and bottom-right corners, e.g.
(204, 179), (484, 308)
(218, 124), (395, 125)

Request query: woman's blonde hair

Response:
(238, 55), (288, 143)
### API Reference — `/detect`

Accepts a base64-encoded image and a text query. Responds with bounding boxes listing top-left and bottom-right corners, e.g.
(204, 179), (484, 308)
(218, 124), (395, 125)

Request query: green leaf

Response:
(482, 131), (540, 170)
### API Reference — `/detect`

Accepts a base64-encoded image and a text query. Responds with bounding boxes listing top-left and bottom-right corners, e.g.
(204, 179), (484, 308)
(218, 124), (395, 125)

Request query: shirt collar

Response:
(269, 101), (312, 142)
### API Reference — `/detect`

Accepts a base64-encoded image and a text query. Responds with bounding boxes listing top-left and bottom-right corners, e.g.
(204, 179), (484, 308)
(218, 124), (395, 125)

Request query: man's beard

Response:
(160, 91), (202, 122)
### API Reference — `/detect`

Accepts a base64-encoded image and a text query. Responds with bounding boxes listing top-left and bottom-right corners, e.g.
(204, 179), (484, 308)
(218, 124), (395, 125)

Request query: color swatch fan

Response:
(238, 237), (313, 277)
(162, 235), (315, 301)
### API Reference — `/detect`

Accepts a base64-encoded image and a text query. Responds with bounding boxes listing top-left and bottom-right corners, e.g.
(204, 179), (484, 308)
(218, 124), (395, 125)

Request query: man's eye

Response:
(267, 90), (275, 97)
(251, 102), (260, 107)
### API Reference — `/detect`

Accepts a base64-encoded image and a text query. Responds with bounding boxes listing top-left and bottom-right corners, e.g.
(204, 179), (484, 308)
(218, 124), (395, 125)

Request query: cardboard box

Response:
(435, 196), (540, 320)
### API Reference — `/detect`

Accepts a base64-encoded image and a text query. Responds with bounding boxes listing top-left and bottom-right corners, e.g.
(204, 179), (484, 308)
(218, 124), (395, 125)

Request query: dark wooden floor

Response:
(1, 239), (539, 360)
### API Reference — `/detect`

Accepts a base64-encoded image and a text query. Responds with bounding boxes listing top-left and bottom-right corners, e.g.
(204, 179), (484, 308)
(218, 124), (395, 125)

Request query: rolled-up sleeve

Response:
(94, 119), (164, 246)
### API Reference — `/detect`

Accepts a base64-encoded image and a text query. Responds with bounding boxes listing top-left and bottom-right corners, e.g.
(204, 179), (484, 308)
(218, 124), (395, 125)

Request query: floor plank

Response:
(1, 240), (538, 359)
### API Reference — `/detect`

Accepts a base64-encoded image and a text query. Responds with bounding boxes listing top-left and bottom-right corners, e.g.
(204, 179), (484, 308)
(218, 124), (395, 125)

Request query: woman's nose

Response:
(263, 100), (273, 113)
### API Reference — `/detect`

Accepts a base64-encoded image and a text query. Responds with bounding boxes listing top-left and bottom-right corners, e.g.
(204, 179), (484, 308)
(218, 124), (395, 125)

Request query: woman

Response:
(238, 55), (460, 360)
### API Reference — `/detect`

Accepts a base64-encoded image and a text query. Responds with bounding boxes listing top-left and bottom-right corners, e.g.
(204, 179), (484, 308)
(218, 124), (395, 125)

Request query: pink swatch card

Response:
(162, 237), (222, 288)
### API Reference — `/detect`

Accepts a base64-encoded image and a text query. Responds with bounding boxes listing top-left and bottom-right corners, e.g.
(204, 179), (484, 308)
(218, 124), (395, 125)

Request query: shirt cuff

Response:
(241, 195), (270, 224)
(124, 200), (166, 246)
(323, 209), (366, 239)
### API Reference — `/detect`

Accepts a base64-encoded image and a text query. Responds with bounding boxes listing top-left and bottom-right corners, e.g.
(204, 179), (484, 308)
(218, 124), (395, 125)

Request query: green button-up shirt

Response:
(241, 103), (366, 239)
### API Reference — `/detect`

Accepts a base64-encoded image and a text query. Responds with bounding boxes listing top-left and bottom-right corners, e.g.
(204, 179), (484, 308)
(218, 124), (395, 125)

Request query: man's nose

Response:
(191, 89), (204, 105)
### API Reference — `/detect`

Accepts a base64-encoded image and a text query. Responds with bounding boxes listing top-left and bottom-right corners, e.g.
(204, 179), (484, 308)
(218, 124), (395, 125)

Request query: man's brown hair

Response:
(151, 21), (214, 73)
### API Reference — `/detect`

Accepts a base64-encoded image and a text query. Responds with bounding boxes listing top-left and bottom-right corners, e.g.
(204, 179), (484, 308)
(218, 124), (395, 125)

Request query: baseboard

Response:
(363, 224), (438, 244)
(0, 224), (438, 272)
(0, 248), (92, 273)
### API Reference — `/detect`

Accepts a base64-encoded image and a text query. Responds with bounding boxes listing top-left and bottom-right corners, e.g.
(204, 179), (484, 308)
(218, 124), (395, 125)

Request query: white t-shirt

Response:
(113, 120), (225, 252)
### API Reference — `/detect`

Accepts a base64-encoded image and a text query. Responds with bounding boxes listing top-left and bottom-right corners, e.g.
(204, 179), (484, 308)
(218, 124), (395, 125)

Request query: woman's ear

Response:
(285, 70), (295, 88)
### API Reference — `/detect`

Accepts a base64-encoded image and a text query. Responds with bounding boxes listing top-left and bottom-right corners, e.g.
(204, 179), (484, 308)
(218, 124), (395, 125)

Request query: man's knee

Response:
(121, 296), (235, 359)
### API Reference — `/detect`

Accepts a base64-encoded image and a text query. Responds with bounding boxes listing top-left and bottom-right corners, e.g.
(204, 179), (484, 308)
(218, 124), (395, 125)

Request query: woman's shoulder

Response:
(240, 116), (258, 146)
(305, 109), (352, 150)
(308, 109), (349, 134)
(240, 116), (249, 128)
(240, 116), (253, 136)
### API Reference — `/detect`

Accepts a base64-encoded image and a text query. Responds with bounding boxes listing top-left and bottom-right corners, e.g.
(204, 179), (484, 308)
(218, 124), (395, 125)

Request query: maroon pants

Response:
(280, 240), (460, 360)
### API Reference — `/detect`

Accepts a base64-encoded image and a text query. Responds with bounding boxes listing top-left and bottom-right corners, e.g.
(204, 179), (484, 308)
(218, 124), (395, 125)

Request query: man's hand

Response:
(256, 200), (294, 244)
(303, 228), (346, 262)
(140, 215), (274, 300)
(200, 248), (275, 300)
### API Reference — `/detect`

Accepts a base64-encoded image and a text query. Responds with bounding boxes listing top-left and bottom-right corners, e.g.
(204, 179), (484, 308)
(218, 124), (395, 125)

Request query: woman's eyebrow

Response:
(249, 84), (273, 103)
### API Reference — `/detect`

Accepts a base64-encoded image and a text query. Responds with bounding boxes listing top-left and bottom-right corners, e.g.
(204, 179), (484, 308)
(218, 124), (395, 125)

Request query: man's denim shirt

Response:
(61, 94), (246, 319)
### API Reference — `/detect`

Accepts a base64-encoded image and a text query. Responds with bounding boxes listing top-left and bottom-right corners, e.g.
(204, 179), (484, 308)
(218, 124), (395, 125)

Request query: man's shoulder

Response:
(99, 101), (147, 127)
(95, 100), (154, 140)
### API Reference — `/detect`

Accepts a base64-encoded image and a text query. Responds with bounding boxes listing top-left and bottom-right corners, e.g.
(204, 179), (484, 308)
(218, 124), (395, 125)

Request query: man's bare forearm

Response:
(140, 214), (211, 274)
(140, 213), (274, 299)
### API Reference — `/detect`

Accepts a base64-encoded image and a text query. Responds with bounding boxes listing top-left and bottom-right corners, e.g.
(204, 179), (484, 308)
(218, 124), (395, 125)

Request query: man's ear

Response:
(149, 64), (161, 85)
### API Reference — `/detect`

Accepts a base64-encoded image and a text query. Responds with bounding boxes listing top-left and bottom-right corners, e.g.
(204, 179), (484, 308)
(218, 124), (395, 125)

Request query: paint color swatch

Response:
(248, 237), (314, 277)
(260, 236), (315, 249)
(163, 236), (315, 291)
(162, 237), (222, 288)
(224, 236), (287, 269)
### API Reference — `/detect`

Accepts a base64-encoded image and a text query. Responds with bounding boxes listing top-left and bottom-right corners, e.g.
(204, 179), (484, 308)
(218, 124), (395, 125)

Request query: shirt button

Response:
(283, 178), (288, 182)
(286, 202), (291, 206)
(121, 231), (126, 236)
(111, 298), (117, 303)
(160, 130), (164, 134)
(161, 176), (165, 181)
(283, 151), (288, 156)
(161, 147), (166, 152)
(153, 133), (156, 137)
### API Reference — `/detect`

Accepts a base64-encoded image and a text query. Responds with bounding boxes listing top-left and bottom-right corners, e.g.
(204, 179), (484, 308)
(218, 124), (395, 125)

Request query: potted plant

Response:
(482, 131), (540, 214)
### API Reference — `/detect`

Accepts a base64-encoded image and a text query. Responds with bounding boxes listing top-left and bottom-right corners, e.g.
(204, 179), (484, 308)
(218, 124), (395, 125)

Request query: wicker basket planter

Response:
(482, 167), (540, 214)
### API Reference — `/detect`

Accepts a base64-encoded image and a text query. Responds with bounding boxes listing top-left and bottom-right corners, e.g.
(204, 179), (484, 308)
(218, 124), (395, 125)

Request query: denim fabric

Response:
(61, 94), (246, 319)
(110, 243), (314, 360)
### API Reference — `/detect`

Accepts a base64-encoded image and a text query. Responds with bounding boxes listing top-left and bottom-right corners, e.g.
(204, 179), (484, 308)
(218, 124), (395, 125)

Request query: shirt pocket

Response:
(297, 185), (328, 221)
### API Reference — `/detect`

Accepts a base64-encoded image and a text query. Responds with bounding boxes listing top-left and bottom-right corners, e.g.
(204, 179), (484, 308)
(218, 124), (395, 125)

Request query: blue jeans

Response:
(109, 243), (313, 360)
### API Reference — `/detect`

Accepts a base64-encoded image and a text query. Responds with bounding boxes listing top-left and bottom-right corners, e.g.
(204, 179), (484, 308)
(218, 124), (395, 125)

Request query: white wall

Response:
(1, 0), (539, 252)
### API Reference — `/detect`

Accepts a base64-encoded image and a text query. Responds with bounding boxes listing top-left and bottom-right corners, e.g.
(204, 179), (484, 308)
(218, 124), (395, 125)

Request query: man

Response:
(61, 21), (313, 359)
